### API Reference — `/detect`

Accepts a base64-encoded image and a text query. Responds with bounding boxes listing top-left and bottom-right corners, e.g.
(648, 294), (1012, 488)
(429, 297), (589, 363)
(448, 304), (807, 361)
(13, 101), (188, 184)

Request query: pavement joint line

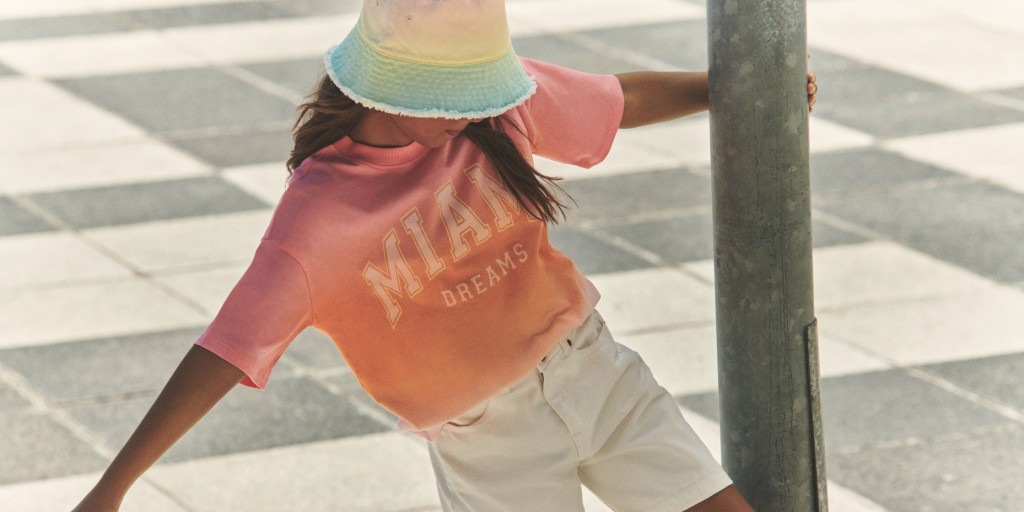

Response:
(832, 422), (1024, 457)
(0, 359), (118, 459)
(976, 91), (1024, 114)
(902, 365), (1024, 425)
(546, 26), (682, 73)
(582, 228), (673, 267)
(570, 204), (711, 230)
(157, 120), (293, 141)
(5, 195), (214, 316)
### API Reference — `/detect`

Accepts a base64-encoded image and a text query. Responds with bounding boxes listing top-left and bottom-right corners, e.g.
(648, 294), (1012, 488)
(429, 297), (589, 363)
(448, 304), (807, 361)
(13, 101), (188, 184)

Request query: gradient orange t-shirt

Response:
(195, 58), (624, 429)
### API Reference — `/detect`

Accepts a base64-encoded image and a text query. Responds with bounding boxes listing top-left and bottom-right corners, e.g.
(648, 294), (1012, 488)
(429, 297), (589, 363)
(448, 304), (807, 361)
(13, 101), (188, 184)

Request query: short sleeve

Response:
(195, 239), (313, 389)
(515, 57), (625, 168)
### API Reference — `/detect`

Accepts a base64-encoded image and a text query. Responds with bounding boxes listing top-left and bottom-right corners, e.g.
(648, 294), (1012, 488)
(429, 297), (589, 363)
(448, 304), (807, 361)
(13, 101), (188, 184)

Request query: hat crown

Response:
(360, 0), (511, 65)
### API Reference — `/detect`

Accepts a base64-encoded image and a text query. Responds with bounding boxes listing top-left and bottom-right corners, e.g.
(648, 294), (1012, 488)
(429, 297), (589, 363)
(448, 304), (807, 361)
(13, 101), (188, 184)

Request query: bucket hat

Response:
(324, 0), (537, 119)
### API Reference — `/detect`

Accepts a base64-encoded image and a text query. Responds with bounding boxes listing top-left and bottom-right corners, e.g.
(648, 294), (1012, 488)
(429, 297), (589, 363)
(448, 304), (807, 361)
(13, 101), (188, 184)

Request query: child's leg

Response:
(427, 355), (587, 512)
(554, 313), (737, 512)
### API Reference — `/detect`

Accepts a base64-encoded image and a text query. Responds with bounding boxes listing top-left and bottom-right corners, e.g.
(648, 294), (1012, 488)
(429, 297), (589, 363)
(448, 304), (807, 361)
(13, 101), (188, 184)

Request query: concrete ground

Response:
(2, 0), (1023, 510)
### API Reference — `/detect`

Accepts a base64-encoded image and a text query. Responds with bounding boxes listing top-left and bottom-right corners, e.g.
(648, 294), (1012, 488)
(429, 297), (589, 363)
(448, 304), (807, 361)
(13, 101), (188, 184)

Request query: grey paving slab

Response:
(679, 369), (1014, 454)
(816, 180), (1024, 284)
(513, 34), (644, 75)
(0, 328), (203, 404)
(284, 328), (347, 371)
(0, 62), (14, 76)
(810, 147), (961, 194)
(996, 86), (1024, 101)
(561, 168), (712, 224)
(0, 14), (129, 41)
(548, 225), (656, 274)
(273, 0), (362, 16)
(56, 68), (297, 134)
(68, 376), (390, 463)
(0, 196), (55, 236)
(815, 64), (948, 104)
(120, 1), (299, 29)
(27, 176), (269, 229)
(829, 425), (1024, 512)
(921, 352), (1024, 411)
(579, 20), (709, 71)
(0, 379), (30, 410)
(242, 58), (325, 96)
(602, 213), (866, 264)
(0, 411), (108, 485)
(805, 48), (866, 73)
(167, 129), (294, 167)
(816, 88), (1024, 139)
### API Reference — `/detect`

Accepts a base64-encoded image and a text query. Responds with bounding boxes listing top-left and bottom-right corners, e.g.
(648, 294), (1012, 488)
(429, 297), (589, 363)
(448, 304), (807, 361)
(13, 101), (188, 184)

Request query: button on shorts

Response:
(427, 311), (732, 512)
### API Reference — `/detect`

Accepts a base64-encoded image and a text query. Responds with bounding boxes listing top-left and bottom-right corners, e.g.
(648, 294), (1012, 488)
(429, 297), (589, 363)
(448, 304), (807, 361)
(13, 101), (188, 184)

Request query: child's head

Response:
(323, 0), (536, 121)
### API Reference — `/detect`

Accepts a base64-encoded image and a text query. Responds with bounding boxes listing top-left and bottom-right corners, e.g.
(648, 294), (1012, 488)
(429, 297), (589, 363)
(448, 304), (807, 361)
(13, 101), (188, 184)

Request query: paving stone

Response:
(579, 19), (709, 70)
(0, 379), (30, 410)
(120, 2), (299, 29)
(0, 328), (203, 404)
(829, 425), (1024, 512)
(0, 196), (54, 236)
(0, 411), (107, 485)
(167, 129), (294, 168)
(28, 176), (269, 229)
(810, 147), (960, 194)
(284, 328), (348, 371)
(68, 377), (390, 463)
(0, 62), (14, 76)
(814, 63), (948, 104)
(0, 14), (129, 41)
(921, 352), (1024, 412)
(561, 168), (712, 224)
(816, 89), (1024, 139)
(548, 225), (654, 275)
(273, 0), (363, 16)
(997, 86), (1024, 101)
(512, 34), (641, 75)
(679, 368), (1014, 454)
(241, 57), (325, 95)
(55, 68), (297, 134)
(816, 180), (1024, 284)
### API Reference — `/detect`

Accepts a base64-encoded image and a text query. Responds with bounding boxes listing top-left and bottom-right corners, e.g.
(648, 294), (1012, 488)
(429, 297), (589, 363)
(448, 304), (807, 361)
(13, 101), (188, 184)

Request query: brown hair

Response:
(288, 75), (571, 224)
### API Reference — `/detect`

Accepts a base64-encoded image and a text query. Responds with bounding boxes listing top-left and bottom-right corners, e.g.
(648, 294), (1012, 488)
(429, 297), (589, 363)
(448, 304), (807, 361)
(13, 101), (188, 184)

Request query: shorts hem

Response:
(643, 470), (733, 512)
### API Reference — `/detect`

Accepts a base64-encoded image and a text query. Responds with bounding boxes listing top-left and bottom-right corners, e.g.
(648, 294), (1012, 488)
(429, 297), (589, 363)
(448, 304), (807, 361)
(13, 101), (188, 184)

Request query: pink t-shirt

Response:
(196, 58), (624, 429)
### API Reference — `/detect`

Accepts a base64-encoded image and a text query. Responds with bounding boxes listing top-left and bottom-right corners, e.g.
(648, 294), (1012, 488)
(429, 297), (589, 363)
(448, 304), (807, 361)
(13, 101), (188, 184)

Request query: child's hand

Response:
(807, 71), (818, 113)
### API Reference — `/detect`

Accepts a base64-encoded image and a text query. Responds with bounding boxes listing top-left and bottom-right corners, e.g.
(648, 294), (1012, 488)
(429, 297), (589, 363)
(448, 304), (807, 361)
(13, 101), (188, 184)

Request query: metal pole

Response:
(706, 0), (827, 510)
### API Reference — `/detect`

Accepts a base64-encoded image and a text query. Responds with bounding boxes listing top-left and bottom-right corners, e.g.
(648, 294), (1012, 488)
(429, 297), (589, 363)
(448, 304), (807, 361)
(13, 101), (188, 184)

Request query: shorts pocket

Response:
(442, 399), (491, 433)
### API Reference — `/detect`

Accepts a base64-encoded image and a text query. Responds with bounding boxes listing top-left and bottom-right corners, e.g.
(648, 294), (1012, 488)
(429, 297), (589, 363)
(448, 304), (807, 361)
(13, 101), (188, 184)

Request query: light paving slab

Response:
(0, 78), (144, 153)
(0, 232), (130, 289)
(810, 11), (1024, 92)
(808, 118), (875, 153)
(148, 432), (438, 512)
(589, 267), (716, 333)
(221, 162), (289, 205)
(906, 0), (1024, 37)
(885, 123), (1024, 195)
(83, 209), (272, 273)
(153, 264), (247, 314)
(621, 324), (719, 396)
(0, 137), (211, 195)
(507, 0), (703, 36)
(0, 0), (253, 20)
(163, 14), (356, 66)
(0, 278), (206, 349)
(0, 472), (187, 512)
(0, 31), (206, 79)
(819, 285), (1024, 367)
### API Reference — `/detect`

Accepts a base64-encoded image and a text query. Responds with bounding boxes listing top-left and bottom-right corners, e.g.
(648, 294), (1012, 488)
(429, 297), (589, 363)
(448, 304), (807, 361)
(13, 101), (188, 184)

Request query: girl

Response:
(74, 1), (816, 511)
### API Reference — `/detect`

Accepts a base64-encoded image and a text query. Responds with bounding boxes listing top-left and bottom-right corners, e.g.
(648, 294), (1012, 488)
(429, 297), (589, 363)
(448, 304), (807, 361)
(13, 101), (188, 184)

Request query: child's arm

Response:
(616, 71), (709, 129)
(616, 70), (818, 128)
(72, 345), (244, 511)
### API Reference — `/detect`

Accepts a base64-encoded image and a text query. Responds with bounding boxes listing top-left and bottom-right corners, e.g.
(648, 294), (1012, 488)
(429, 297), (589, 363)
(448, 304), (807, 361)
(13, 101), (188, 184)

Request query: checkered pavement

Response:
(1, 0), (1023, 510)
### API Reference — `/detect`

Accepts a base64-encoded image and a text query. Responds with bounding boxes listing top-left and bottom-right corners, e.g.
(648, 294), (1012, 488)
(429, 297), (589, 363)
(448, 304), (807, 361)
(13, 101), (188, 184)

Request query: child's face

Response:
(388, 116), (482, 148)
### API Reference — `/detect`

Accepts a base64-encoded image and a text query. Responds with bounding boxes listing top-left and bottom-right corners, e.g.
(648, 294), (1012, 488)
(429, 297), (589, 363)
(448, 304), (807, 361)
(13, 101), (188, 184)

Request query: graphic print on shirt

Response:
(362, 164), (533, 328)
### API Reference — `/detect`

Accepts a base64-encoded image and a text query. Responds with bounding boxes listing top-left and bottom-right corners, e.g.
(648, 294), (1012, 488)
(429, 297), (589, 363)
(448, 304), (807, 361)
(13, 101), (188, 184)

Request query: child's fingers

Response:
(806, 71), (817, 112)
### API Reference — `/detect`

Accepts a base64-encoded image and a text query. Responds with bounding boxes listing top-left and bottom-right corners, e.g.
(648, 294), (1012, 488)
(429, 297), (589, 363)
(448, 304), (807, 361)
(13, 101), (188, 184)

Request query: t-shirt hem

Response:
(644, 469), (733, 512)
(195, 336), (270, 390)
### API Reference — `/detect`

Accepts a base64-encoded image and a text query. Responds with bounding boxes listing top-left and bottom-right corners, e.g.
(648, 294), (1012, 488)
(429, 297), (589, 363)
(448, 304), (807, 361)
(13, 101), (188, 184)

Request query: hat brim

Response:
(324, 29), (537, 119)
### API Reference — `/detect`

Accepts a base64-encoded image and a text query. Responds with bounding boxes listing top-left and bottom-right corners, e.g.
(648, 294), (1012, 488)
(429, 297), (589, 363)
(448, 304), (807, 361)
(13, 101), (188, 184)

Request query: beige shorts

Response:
(427, 311), (732, 512)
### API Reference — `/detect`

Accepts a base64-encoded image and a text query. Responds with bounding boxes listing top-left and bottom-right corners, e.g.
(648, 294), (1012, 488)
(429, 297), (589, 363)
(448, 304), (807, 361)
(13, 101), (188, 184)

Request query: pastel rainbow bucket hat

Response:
(324, 0), (537, 119)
